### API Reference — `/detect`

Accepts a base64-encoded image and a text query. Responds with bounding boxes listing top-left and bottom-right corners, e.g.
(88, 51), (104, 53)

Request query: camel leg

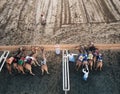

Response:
(99, 62), (103, 71)
(93, 57), (96, 69)
(89, 61), (93, 70)
(76, 63), (81, 71)
(22, 68), (25, 74)
(82, 62), (87, 68)
(96, 64), (98, 70)
(91, 62), (93, 70)
(96, 62), (100, 70)
(30, 70), (35, 75)
(45, 65), (49, 74)
(34, 60), (40, 66)
(31, 60), (36, 66)
(25, 64), (35, 75)
(6, 64), (12, 74)
(13, 63), (18, 71)
(75, 61), (81, 71)
(75, 64), (78, 71)
(18, 65), (25, 74)
(28, 66), (35, 76)
(75, 64), (79, 71)
(21, 69), (25, 74)
(41, 67), (44, 75)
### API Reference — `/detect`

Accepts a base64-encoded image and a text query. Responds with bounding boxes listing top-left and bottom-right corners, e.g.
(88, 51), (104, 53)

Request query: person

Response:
(41, 14), (46, 25)
(87, 51), (93, 60)
(40, 48), (50, 75)
(67, 52), (78, 63)
(82, 65), (89, 81)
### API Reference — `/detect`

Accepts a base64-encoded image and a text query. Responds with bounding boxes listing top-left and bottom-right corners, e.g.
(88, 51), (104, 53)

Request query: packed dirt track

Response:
(0, 0), (120, 94)
(0, 0), (120, 45)
(0, 44), (120, 51)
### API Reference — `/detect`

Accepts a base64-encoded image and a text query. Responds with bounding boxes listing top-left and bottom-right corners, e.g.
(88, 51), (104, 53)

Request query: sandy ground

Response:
(0, 1), (120, 94)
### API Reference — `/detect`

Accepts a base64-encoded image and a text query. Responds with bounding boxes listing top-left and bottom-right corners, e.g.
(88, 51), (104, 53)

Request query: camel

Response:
(75, 54), (83, 71)
(96, 53), (103, 71)
(87, 51), (93, 70)
(23, 47), (40, 75)
(40, 48), (49, 75)
(6, 57), (14, 74)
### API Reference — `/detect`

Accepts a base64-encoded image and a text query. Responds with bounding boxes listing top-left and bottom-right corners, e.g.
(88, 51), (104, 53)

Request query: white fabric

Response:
(25, 56), (34, 61)
(68, 53), (78, 62)
(41, 16), (45, 21)
(88, 53), (93, 60)
(79, 55), (84, 61)
(82, 69), (89, 79)
(55, 48), (60, 55)
(41, 58), (46, 65)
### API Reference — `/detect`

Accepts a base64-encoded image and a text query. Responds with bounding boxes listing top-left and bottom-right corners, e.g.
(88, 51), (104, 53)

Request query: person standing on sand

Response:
(41, 14), (46, 25)
(67, 51), (78, 63)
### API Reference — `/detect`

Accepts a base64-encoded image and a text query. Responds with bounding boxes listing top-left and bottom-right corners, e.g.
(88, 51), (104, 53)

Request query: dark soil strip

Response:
(98, 0), (116, 22)
(110, 0), (120, 15)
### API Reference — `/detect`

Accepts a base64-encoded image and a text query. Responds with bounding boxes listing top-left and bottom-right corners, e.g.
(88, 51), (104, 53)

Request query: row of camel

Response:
(75, 43), (103, 71)
(5, 43), (103, 76)
(6, 47), (49, 75)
